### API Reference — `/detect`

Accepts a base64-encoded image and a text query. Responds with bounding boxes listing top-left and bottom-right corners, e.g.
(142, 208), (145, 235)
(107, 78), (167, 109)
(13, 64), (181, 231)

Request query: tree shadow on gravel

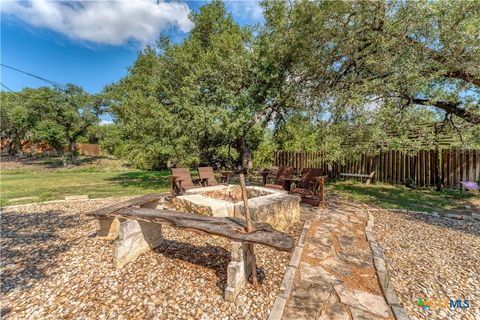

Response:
(0, 210), (85, 294)
(153, 239), (231, 292)
(402, 212), (480, 238)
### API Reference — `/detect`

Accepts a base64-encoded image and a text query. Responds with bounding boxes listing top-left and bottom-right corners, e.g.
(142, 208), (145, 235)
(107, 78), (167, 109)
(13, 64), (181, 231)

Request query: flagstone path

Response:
(283, 199), (395, 320)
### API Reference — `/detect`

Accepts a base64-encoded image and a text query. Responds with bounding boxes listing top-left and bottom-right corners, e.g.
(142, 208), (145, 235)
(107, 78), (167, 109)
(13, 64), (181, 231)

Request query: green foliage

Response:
(107, 1), (265, 170)
(273, 113), (323, 152)
(1, 85), (100, 165)
(33, 119), (67, 151)
(252, 129), (276, 169)
(259, 0), (480, 155)
(96, 124), (126, 157)
(0, 91), (38, 156)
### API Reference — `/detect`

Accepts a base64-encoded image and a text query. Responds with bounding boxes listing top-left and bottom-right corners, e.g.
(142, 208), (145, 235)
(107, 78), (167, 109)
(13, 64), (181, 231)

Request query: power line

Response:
(1, 82), (58, 100)
(1, 63), (67, 89)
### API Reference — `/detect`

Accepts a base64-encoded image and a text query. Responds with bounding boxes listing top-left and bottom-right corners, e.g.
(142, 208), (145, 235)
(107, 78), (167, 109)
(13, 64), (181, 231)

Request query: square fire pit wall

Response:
(172, 185), (301, 231)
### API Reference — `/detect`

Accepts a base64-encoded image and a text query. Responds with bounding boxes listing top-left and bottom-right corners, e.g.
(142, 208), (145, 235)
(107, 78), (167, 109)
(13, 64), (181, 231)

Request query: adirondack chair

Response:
(290, 168), (326, 206)
(264, 166), (295, 190)
(170, 168), (201, 195)
(198, 167), (220, 186)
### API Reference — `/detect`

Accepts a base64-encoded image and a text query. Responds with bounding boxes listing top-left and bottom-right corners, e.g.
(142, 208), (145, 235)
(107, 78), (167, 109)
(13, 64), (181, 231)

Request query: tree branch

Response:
(411, 97), (480, 124)
(444, 70), (480, 87)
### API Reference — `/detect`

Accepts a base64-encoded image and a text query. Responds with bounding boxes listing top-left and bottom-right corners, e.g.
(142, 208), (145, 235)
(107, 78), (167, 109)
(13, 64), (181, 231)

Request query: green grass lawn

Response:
(329, 180), (478, 213)
(1, 156), (171, 205)
(2, 156), (477, 213)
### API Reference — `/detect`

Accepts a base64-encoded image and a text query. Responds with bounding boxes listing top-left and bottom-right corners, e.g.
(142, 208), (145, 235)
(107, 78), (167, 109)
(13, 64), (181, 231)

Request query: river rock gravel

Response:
(372, 209), (480, 320)
(1, 198), (301, 320)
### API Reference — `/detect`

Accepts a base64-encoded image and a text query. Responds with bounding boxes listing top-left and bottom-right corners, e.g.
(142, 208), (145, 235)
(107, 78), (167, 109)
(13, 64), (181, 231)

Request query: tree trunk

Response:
(13, 137), (24, 159)
(70, 140), (78, 166)
(60, 151), (67, 167)
(235, 137), (253, 172)
(5, 140), (13, 156)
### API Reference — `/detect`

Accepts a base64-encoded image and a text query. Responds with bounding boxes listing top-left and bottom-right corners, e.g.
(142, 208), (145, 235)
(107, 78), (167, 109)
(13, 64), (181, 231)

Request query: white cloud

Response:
(226, 1), (264, 24)
(2, 0), (194, 46)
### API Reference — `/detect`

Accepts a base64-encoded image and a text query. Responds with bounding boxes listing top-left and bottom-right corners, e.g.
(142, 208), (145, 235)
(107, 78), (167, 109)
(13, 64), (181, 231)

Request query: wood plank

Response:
(87, 193), (168, 217)
(404, 153), (408, 181)
(114, 207), (294, 252)
(447, 149), (450, 186)
(415, 153), (419, 185)
(390, 151), (394, 184)
(441, 149), (445, 186)
(394, 151), (398, 184)
(476, 150), (480, 182)
(469, 150), (474, 181)
(455, 149), (460, 187)
(419, 150), (424, 187)
(425, 150), (430, 187)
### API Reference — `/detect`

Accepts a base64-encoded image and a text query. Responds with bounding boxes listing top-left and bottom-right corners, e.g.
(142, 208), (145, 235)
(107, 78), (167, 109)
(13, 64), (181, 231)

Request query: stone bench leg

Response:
(96, 217), (120, 240)
(93, 199), (161, 268)
(225, 242), (255, 302)
(113, 219), (164, 268)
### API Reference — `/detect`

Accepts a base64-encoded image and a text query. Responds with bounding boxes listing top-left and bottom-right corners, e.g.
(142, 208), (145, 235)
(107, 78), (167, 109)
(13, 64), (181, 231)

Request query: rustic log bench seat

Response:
(87, 193), (294, 302)
(339, 171), (375, 185)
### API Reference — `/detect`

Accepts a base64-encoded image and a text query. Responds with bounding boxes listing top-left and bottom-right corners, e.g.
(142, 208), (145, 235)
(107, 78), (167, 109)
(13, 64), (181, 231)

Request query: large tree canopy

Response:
(261, 0), (480, 124)
(108, 1), (283, 170)
(104, 0), (479, 170)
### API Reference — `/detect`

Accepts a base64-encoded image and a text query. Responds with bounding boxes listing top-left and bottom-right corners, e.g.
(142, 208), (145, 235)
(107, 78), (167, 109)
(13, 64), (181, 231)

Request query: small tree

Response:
(30, 85), (99, 166)
(1, 93), (27, 158)
(33, 119), (68, 166)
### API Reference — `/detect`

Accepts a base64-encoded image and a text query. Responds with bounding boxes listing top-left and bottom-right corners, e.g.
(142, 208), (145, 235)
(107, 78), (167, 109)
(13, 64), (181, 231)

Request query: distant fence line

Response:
(0, 140), (101, 156)
(273, 149), (480, 188)
(68, 143), (101, 156)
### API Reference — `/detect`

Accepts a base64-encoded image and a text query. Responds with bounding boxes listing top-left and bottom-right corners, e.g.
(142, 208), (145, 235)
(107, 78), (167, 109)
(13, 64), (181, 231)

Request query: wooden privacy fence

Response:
(1, 140), (101, 156)
(74, 143), (101, 156)
(273, 149), (480, 188)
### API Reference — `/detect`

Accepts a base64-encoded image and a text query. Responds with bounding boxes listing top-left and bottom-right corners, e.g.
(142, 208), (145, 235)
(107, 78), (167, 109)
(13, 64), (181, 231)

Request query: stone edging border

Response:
(268, 219), (312, 320)
(368, 208), (480, 221)
(366, 210), (410, 320)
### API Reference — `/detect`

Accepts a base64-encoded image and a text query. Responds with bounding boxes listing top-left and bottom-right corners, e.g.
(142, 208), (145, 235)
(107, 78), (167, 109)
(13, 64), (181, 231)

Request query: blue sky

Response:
(1, 1), (263, 95)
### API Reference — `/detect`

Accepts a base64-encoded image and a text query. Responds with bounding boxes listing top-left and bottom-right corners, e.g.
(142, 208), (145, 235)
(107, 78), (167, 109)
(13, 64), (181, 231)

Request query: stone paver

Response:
(283, 200), (394, 320)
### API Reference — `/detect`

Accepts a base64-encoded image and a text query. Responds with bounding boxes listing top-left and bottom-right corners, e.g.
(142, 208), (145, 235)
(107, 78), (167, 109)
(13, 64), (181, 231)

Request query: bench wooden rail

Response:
(87, 193), (168, 217)
(110, 207), (294, 252)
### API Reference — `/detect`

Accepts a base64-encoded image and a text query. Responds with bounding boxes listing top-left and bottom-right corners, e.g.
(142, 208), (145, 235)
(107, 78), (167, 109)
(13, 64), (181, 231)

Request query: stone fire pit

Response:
(172, 185), (301, 231)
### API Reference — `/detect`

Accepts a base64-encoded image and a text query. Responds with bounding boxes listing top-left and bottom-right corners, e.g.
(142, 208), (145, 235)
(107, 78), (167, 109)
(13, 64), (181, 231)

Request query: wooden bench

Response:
(340, 171), (375, 185)
(87, 193), (294, 302)
(170, 167), (205, 196)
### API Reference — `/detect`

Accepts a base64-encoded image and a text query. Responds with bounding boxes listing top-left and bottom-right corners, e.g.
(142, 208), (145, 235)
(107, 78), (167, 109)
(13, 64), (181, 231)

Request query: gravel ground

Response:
(1, 198), (301, 320)
(372, 210), (480, 320)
